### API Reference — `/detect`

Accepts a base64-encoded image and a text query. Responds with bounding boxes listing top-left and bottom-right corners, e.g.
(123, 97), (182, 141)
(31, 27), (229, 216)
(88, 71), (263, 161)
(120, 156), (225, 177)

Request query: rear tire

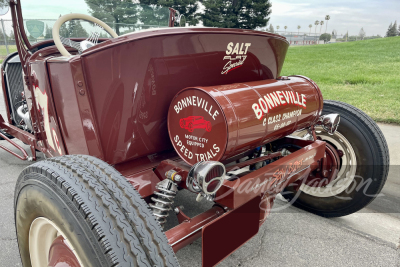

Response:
(15, 155), (179, 267)
(283, 100), (389, 217)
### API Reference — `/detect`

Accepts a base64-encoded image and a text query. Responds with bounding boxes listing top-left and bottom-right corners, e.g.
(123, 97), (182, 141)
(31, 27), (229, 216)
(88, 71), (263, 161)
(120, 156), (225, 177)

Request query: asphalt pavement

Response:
(0, 91), (399, 266)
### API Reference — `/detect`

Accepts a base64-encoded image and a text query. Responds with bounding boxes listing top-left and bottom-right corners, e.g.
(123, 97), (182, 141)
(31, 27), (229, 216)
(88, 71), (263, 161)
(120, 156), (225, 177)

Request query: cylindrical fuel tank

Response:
(168, 76), (323, 165)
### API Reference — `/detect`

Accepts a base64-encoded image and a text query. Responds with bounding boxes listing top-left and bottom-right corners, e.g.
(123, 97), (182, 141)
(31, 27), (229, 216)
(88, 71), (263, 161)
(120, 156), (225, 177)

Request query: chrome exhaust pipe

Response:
(17, 104), (32, 131)
(316, 114), (340, 135)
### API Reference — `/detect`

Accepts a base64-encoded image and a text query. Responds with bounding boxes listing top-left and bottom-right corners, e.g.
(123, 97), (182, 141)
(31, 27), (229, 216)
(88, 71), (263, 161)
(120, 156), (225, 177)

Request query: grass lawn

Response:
(281, 37), (400, 124)
(0, 45), (18, 63)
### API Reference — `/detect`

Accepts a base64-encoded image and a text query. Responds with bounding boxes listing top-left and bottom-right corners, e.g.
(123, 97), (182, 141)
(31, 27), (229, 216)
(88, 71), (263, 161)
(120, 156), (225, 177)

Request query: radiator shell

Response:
(4, 55), (24, 124)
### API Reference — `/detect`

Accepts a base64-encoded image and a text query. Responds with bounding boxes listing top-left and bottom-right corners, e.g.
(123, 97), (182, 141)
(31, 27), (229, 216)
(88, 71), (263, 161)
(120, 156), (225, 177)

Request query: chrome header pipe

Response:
(316, 114), (340, 135)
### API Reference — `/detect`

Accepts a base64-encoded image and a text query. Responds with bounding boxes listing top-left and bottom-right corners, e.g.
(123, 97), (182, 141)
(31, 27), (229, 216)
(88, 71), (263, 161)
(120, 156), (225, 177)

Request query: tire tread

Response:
(324, 100), (390, 197)
(283, 100), (390, 217)
(16, 155), (179, 267)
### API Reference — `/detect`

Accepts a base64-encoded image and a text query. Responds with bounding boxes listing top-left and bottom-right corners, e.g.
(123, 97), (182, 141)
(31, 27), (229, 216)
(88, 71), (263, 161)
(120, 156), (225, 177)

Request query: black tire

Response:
(14, 154), (179, 267)
(282, 100), (389, 217)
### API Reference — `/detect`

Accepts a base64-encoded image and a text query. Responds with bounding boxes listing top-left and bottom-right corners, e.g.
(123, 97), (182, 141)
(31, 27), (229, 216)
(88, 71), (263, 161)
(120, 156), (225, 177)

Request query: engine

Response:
(168, 76), (323, 165)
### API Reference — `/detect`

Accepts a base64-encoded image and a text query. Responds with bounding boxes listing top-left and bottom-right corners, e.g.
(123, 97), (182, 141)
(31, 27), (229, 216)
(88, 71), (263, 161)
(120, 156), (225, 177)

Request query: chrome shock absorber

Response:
(150, 178), (178, 227)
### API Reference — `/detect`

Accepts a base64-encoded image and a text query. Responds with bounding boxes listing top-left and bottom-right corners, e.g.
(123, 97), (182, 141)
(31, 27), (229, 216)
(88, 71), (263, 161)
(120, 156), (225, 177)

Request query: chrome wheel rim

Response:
(292, 126), (357, 197)
(29, 217), (83, 267)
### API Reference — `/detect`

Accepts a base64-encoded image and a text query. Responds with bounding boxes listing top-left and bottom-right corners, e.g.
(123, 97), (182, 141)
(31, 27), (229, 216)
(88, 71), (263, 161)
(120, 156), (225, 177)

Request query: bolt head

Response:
(174, 174), (182, 182)
(174, 207), (180, 214)
(79, 89), (85, 96)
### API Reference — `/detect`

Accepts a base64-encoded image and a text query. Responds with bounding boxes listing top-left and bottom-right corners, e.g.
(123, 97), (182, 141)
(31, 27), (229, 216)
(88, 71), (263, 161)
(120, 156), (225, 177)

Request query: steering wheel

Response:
(52, 13), (118, 57)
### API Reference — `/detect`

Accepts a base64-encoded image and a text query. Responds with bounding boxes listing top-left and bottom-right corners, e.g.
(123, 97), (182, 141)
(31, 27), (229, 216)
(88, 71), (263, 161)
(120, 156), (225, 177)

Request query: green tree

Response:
(320, 20), (324, 34)
(201, 0), (272, 29)
(268, 24), (274, 33)
(0, 0), (8, 13)
(386, 22), (392, 37)
(393, 21), (398, 36)
(136, 4), (171, 27)
(364, 35), (381, 40)
(8, 29), (14, 41)
(347, 35), (358, 42)
(59, 15), (69, 37)
(314, 20), (319, 35)
(297, 25), (301, 34)
(143, 0), (199, 26)
(324, 15), (330, 33)
(386, 22), (397, 37)
(85, 0), (140, 35)
(359, 27), (365, 40)
(44, 24), (52, 39)
(68, 20), (88, 37)
(68, 19), (77, 37)
(0, 28), (7, 42)
(319, 33), (331, 43)
(340, 31), (348, 41)
(99, 32), (109, 38)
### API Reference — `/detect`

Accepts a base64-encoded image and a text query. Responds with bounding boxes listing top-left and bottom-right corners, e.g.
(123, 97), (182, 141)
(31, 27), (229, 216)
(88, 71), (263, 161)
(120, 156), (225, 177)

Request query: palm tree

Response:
(320, 21), (324, 34)
(309, 24), (312, 35)
(276, 25), (280, 32)
(314, 20), (319, 35)
(325, 15), (330, 33)
(297, 25), (301, 34)
(284, 26), (287, 33)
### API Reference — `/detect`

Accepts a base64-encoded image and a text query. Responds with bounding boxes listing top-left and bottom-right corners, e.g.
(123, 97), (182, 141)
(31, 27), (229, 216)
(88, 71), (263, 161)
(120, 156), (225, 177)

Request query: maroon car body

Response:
(0, 2), (328, 265)
(0, 1), (389, 267)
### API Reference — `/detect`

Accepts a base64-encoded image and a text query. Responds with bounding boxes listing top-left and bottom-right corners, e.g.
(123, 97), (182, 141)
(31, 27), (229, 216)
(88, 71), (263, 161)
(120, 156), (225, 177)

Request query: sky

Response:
(0, 0), (89, 20)
(268, 0), (400, 37)
(1, 0), (400, 37)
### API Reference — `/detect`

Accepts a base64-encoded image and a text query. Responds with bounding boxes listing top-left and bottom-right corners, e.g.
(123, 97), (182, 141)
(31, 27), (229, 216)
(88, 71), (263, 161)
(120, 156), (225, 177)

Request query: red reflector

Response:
(207, 180), (221, 192)
(205, 165), (224, 182)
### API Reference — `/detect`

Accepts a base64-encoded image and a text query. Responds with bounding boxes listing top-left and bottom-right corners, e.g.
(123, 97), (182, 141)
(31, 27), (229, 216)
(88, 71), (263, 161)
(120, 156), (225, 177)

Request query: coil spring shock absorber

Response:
(150, 178), (178, 227)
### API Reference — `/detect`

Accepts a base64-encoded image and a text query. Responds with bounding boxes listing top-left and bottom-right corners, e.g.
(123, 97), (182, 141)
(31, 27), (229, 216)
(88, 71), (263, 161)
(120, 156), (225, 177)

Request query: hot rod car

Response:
(0, 0), (389, 266)
(180, 116), (212, 133)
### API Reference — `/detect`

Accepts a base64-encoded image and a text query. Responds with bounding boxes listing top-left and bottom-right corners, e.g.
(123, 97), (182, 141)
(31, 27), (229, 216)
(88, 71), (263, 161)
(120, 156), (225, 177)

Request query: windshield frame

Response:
(11, 0), (175, 50)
